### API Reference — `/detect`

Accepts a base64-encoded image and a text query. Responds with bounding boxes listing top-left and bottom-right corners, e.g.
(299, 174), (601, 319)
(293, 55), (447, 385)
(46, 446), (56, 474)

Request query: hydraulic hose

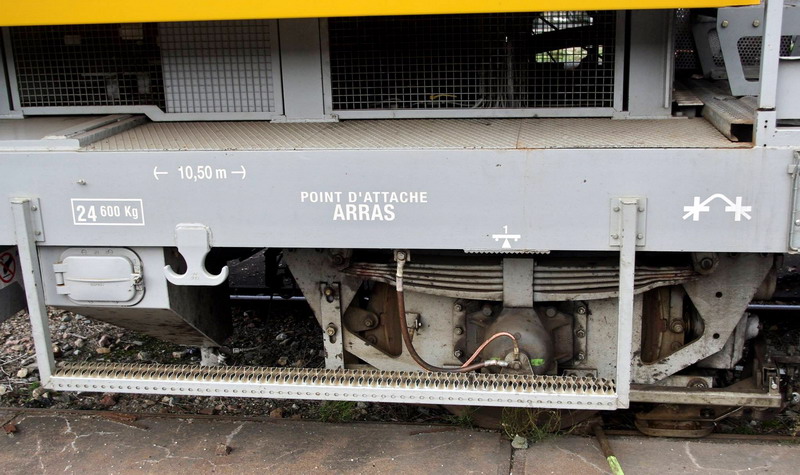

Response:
(394, 252), (514, 373)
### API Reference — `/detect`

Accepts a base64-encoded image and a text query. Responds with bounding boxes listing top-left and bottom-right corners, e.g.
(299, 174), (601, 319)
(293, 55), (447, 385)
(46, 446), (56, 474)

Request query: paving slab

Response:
(0, 411), (510, 474)
(512, 434), (800, 474)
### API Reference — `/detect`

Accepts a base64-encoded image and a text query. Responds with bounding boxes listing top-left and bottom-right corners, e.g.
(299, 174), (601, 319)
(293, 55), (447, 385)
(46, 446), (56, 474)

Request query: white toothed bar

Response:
(51, 362), (619, 409)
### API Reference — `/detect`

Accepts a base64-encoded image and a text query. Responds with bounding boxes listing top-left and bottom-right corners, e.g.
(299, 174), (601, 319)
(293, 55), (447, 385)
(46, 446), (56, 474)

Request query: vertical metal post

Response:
(2, 28), (22, 117)
(320, 283), (345, 369)
(615, 198), (639, 408)
(11, 198), (54, 384)
(611, 11), (626, 113)
(758, 0), (784, 111)
(663, 12), (676, 110)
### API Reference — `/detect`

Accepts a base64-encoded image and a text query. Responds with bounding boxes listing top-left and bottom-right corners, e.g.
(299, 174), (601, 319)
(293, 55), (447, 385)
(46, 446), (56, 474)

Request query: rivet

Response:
(721, 20), (729, 27)
(610, 233), (619, 239)
(794, 219), (800, 226)
(613, 206), (620, 212)
(637, 233), (644, 240)
(752, 19), (760, 27)
(76, 179), (87, 185)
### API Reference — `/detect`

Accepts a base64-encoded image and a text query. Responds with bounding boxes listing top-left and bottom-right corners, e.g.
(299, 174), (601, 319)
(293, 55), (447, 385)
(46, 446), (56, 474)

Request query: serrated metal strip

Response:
(51, 362), (618, 409)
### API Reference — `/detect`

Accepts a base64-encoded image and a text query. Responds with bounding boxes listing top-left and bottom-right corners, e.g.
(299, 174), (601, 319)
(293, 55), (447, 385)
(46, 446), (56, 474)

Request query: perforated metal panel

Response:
(704, 30), (792, 71)
(328, 12), (617, 112)
(674, 9), (699, 71)
(737, 36), (794, 66)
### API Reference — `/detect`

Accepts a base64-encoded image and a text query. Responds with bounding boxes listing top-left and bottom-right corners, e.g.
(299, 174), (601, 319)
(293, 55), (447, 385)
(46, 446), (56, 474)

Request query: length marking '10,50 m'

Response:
(153, 165), (247, 181)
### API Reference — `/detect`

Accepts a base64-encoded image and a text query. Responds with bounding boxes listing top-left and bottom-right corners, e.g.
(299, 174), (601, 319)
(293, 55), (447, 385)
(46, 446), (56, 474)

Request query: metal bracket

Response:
(10, 198), (55, 384)
(614, 197), (640, 408)
(164, 224), (229, 286)
(788, 152), (800, 252)
(13, 198), (46, 242)
(717, 4), (800, 97)
(320, 283), (345, 369)
(610, 197), (646, 247)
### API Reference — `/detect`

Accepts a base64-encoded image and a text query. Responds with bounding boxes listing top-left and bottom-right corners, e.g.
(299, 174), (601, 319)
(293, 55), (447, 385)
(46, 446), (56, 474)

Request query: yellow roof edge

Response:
(1, 0), (761, 27)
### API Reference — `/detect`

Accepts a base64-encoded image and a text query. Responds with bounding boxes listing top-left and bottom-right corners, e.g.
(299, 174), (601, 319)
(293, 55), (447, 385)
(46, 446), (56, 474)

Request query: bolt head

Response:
(31, 205), (38, 211)
(576, 306), (587, 315)
(752, 19), (760, 27)
(453, 349), (463, 358)
(613, 206), (620, 212)
(795, 219), (800, 226)
(575, 352), (585, 362)
(636, 233), (644, 240)
(545, 307), (557, 318)
(325, 325), (337, 336)
(396, 251), (406, 261)
(454, 303), (464, 312)
(610, 233), (619, 239)
(670, 320), (685, 333)
(363, 318), (375, 328)
(454, 327), (464, 335)
(575, 329), (586, 338)
(721, 20), (729, 27)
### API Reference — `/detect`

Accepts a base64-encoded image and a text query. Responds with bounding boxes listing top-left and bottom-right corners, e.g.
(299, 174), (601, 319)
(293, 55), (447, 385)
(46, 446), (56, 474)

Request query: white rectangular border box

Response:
(70, 199), (145, 226)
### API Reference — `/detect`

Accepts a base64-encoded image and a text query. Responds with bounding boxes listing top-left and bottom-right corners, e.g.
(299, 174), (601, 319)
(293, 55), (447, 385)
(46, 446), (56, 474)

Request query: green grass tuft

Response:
(501, 408), (565, 444)
(443, 408), (477, 429)
(317, 401), (358, 423)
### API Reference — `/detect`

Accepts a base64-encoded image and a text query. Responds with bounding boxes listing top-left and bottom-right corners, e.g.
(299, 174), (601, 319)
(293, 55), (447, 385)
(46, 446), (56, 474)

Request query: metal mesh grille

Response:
(10, 21), (276, 114)
(159, 21), (274, 113)
(11, 24), (165, 108)
(329, 12), (617, 111)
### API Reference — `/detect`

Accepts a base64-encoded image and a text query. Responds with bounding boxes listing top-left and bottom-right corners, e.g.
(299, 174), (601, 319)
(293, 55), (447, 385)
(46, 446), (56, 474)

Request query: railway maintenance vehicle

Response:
(0, 0), (799, 436)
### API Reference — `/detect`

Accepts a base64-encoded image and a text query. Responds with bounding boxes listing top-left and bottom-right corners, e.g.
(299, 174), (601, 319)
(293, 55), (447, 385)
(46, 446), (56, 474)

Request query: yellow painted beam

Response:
(1, 0), (760, 27)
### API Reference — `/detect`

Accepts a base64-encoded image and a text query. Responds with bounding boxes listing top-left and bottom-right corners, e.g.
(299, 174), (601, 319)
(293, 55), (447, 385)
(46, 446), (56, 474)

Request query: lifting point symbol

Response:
(682, 194), (752, 222)
(491, 226), (522, 249)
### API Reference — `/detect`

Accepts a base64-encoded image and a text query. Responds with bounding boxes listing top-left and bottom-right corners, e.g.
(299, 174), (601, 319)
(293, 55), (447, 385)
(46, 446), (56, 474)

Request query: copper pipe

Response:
(461, 331), (519, 368)
(395, 253), (508, 373)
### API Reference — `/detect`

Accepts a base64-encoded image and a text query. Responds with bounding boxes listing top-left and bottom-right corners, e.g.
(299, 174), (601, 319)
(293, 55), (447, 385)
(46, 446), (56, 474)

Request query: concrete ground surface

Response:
(0, 411), (797, 474)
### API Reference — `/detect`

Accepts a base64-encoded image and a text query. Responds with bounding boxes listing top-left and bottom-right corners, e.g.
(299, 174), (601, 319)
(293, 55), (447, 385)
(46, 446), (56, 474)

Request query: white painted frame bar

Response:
(11, 198), (55, 383)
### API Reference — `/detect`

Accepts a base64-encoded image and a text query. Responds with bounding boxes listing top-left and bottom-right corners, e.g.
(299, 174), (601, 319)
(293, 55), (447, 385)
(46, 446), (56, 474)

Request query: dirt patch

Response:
(0, 302), (451, 425)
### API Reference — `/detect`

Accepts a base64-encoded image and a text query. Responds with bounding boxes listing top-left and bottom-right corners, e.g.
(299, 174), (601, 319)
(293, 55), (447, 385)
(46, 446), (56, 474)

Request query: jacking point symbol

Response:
(491, 225), (522, 249)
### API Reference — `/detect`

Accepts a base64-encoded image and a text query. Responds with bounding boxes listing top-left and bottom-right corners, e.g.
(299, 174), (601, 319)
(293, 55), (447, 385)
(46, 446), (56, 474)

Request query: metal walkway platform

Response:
(82, 117), (747, 152)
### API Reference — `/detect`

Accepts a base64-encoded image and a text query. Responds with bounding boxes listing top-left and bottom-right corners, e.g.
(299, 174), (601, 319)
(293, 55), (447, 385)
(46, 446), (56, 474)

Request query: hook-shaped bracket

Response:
(164, 223), (229, 286)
